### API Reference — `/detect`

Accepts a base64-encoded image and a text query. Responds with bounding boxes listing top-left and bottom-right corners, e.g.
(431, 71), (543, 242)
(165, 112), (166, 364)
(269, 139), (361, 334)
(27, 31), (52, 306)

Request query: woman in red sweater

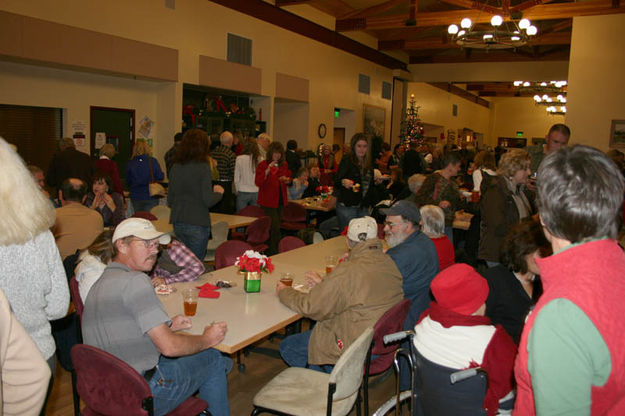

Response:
(255, 141), (291, 254)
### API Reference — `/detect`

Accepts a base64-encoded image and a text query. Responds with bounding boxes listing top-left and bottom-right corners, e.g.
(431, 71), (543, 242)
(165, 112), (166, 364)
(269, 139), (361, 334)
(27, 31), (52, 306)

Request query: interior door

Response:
(333, 127), (345, 147)
(90, 107), (135, 182)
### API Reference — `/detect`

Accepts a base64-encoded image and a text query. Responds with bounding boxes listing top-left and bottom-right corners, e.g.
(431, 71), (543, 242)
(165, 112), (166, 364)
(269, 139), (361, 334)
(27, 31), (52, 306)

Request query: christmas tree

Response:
(399, 94), (425, 145)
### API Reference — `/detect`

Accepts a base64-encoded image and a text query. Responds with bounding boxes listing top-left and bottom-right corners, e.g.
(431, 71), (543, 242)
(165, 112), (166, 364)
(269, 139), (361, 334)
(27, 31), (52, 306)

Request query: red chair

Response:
(237, 205), (266, 218)
(278, 236), (306, 253)
(245, 216), (271, 253)
(71, 344), (207, 416)
(280, 202), (307, 231)
(69, 275), (83, 319)
(363, 299), (411, 416)
(215, 240), (253, 270)
(377, 223), (386, 240)
(68, 275), (83, 416)
(132, 211), (158, 221)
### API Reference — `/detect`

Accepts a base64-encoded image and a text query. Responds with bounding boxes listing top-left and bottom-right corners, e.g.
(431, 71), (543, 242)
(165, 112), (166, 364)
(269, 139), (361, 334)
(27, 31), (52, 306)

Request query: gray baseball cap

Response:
(380, 200), (421, 224)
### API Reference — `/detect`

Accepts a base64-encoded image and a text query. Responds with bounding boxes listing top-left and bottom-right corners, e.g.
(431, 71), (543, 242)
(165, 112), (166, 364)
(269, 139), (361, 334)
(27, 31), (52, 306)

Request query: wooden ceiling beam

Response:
(339, 0), (406, 20)
(439, 0), (475, 9)
(336, 0), (625, 31)
(275, 0), (312, 6)
(409, 49), (569, 63)
(428, 82), (491, 108)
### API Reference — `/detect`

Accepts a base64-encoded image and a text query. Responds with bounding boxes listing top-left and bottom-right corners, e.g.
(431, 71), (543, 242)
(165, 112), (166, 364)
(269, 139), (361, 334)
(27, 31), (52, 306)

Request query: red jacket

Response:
(255, 160), (291, 208)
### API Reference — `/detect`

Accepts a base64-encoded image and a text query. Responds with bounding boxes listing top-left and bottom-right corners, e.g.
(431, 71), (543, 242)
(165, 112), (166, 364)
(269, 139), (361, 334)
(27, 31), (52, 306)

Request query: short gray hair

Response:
(220, 131), (233, 145)
(420, 205), (445, 238)
(408, 174), (426, 194)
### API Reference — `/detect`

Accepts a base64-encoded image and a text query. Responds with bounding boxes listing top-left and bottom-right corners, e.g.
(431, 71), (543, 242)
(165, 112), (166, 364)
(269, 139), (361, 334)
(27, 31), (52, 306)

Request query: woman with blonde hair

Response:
(126, 139), (164, 213)
(479, 148), (534, 267)
(94, 143), (123, 195)
(74, 229), (114, 303)
(0, 137), (69, 377)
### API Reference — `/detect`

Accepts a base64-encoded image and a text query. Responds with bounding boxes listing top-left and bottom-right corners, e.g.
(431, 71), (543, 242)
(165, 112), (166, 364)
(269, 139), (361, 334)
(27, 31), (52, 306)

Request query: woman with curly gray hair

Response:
(478, 148), (534, 267)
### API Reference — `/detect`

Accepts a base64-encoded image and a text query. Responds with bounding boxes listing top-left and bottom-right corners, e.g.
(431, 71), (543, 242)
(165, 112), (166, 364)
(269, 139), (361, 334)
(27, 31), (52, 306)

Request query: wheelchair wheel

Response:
(372, 390), (412, 416)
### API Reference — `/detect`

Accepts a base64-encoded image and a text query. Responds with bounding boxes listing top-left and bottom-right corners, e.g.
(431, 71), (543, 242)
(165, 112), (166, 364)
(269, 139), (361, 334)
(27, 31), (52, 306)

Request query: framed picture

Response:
(363, 104), (385, 139)
(610, 120), (625, 148)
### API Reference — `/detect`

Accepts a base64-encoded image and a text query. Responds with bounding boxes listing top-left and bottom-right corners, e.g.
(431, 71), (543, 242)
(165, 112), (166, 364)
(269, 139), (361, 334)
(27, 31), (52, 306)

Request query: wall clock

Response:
(318, 123), (327, 138)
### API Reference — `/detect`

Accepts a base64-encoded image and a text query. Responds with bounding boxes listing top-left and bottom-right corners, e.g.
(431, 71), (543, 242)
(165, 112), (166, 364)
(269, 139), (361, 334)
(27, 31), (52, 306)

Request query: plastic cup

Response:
(182, 288), (199, 316)
(325, 255), (337, 275)
(280, 272), (294, 287)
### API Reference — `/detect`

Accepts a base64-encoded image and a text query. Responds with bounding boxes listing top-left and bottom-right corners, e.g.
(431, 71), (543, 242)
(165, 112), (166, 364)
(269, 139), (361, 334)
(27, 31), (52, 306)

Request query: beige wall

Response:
(0, 0), (395, 162)
(488, 97), (565, 146)
(566, 14), (625, 151)
(409, 61), (569, 83)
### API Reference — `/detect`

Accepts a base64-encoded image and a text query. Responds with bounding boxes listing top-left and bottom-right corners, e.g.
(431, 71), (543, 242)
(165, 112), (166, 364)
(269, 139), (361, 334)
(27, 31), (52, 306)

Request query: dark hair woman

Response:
(334, 133), (375, 230)
(168, 129), (225, 260)
(482, 218), (551, 343)
(235, 140), (261, 211)
(84, 170), (125, 226)
(255, 141), (291, 254)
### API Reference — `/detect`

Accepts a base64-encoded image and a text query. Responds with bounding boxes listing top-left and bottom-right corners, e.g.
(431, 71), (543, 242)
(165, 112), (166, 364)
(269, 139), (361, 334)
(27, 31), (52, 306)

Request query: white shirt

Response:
(235, 154), (260, 193)
(75, 251), (107, 304)
(472, 168), (497, 192)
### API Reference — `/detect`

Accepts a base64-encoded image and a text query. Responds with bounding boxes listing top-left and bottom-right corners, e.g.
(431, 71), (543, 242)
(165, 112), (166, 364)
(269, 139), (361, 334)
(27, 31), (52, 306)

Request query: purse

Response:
(148, 157), (166, 197)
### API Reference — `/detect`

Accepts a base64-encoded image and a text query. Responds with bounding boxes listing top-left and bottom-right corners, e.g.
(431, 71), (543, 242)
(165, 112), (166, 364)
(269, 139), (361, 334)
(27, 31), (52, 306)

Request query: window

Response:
(227, 33), (252, 66)
(358, 74), (370, 94)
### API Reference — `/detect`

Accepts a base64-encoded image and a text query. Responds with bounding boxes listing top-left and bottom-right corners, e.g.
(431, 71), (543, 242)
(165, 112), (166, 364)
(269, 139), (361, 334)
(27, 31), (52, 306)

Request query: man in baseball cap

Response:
(413, 264), (516, 415)
(276, 215), (403, 372)
(81, 217), (231, 415)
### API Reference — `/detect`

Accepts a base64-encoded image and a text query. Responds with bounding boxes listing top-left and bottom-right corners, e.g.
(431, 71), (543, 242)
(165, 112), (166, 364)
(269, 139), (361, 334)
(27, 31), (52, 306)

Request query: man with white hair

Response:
(211, 130), (236, 213)
(276, 216), (403, 371)
(257, 133), (271, 160)
(82, 218), (230, 416)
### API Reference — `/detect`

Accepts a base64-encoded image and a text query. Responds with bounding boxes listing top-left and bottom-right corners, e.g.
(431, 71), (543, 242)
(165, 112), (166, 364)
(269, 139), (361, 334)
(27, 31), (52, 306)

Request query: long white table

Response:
(158, 236), (348, 354)
(151, 213), (257, 235)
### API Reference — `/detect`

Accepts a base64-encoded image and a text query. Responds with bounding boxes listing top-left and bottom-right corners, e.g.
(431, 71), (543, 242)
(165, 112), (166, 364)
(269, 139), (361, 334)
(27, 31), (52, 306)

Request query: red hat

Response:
(431, 263), (489, 315)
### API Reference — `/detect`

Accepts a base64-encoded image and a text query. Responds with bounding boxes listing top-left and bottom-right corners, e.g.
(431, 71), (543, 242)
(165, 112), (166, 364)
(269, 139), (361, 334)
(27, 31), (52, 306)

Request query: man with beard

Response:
(81, 218), (230, 416)
(381, 200), (439, 330)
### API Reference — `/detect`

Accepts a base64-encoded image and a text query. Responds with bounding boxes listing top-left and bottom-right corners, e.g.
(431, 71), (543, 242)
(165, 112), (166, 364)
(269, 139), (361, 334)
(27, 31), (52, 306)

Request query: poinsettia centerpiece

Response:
(235, 250), (274, 274)
(315, 185), (333, 200)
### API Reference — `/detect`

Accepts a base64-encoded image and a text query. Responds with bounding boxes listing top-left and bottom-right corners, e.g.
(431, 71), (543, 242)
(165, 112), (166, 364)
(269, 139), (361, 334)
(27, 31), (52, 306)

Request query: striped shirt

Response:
(211, 145), (236, 181)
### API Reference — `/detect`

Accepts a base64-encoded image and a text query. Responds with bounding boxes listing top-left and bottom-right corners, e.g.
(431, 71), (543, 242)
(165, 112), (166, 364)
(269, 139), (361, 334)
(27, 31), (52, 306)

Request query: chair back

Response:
(150, 205), (171, 220)
(369, 299), (411, 375)
(69, 275), (84, 319)
(328, 327), (374, 400)
(132, 211), (158, 221)
(278, 236), (306, 253)
(245, 216), (271, 245)
(205, 221), (229, 257)
(71, 344), (153, 416)
(281, 202), (307, 223)
(415, 349), (488, 416)
(237, 205), (266, 218)
(377, 223), (386, 239)
(215, 240), (253, 270)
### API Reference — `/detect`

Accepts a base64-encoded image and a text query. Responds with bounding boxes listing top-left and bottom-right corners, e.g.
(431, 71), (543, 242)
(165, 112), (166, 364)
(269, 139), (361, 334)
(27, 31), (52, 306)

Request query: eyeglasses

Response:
(130, 239), (160, 250)
(384, 221), (405, 228)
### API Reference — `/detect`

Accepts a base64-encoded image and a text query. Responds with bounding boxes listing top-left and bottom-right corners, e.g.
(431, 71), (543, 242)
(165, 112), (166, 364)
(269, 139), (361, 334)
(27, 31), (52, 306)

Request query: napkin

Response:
(196, 282), (220, 298)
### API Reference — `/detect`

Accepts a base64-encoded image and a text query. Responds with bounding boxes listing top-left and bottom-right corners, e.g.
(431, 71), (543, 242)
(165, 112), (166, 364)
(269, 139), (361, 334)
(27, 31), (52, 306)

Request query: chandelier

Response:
(447, 9), (537, 49)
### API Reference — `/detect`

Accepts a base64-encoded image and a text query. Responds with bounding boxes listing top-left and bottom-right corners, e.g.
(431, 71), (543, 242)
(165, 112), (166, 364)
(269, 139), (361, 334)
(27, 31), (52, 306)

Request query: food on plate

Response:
(155, 284), (174, 295)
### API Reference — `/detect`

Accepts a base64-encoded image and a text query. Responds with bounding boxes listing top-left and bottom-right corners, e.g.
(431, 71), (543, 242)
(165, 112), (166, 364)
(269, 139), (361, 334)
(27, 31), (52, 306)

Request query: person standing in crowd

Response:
(164, 132), (183, 179)
(483, 218), (549, 344)
(234, 140), (261, 211)
(126, 139), (164, 213)
(334, 133), (375, 230)
(285, 139), (301, 179)
(82, 218), (230, 416)
(257, 133), (271, 160)
(515, 145), (625, 415)
(377, 142), (392, 174)
(232, 130), (244, 155)
(472, 150), (497, 194)
(526, 123), (570, 174)
(84, 171), (125, 227)
(255, 141), (291, 255)
(53, 178), (104, 260)
(403, 173), (426, 204)
(212, 131), (237, 214)
(94, 143), (123, 195)
(28, 164), (52, 200)
(479, 149), (533, 267)
(0, 137), (69, 399)
(318, 144), (338, 185)
(46, 137), (93, 192)
(388, 143), (405, 171)
(415, 152), (462, 242)
(420, 204), (455, 271)
(168, 129), (224, 261)
(402, 140), (424, 178)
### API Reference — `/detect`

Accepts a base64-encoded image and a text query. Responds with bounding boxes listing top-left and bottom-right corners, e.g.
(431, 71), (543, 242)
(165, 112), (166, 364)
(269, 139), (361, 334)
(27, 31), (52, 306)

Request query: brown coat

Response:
(279, 239), (403, 364)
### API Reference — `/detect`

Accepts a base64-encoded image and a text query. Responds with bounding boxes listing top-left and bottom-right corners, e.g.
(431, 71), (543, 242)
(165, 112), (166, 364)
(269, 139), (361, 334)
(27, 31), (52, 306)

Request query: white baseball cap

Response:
(112, 218), (171, 245)
(347, 216), (378, 242)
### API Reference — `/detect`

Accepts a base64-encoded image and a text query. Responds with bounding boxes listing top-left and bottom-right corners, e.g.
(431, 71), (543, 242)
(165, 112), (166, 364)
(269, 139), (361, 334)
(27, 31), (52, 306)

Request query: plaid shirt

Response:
(153, 240), (205, 284)
(211, 145), (236, 181)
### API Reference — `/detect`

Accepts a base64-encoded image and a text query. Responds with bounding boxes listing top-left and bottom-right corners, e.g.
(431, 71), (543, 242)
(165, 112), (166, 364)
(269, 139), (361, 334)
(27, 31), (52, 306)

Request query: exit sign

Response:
(516, 131), (524, 137)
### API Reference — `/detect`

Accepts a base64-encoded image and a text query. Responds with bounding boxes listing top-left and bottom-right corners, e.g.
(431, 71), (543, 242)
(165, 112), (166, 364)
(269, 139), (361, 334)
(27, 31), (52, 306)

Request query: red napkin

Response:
(196, 283), (220, 299)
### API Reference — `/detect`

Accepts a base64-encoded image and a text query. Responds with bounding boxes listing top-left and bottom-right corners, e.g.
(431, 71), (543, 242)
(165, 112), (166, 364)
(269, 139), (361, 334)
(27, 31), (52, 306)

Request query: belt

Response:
(216, 179), (233, 183)
(143, 367), (157, 382)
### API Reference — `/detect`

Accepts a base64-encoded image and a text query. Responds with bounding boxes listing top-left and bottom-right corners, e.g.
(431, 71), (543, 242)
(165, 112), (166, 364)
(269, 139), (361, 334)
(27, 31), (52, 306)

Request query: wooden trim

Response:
(207, 0), (407, 70)
(410, 48), (569, 63)
(427, 83), (490, 108)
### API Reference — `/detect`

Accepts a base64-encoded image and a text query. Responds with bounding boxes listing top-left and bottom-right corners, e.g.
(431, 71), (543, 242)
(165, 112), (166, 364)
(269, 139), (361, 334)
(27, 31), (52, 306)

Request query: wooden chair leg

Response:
(71, 369), (80, 416)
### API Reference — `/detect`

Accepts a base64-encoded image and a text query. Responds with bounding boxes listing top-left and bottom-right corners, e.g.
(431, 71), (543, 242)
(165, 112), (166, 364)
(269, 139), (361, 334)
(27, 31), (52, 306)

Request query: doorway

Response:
(90, 107), (135, 181)
(333, 128), (345, 147)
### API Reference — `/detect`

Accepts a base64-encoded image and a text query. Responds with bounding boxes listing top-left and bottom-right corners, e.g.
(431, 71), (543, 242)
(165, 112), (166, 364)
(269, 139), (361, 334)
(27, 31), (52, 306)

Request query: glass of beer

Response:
(325, 255), (337, 275)
(280, 272), (294, 287)
(182, 288), (199, 316)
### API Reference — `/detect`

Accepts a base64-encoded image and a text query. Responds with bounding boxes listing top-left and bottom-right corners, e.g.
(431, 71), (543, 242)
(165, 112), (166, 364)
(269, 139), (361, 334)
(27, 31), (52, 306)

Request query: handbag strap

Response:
(147, 156), (155, 182)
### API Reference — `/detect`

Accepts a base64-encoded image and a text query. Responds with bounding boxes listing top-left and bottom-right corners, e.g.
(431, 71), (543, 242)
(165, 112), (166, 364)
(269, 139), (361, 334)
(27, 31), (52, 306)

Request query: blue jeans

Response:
(148, 349), (231, 416)
(132, 199), (159, 213)
(444, 225), (454, 245)
(279, 330), (333, 373)
(236, 192), (258, 212)
(336, 203), (369, 231)
(173, 223), (210, 260)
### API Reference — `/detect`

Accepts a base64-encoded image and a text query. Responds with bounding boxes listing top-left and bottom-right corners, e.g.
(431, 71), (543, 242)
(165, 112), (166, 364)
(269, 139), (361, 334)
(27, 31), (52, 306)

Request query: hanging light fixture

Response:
(447, 2), (537, 49)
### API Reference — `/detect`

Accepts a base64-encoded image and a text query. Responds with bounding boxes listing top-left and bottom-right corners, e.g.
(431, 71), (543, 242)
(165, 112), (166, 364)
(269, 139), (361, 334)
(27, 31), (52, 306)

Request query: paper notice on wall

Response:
(138, 116), (154, 139)
(71, 120), (87, 136)
(95, 132), (106, 149)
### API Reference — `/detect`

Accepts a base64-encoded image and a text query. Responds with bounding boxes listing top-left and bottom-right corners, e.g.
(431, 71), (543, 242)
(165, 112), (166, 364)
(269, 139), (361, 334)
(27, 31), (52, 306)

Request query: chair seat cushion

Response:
(253, 367), (357, 416)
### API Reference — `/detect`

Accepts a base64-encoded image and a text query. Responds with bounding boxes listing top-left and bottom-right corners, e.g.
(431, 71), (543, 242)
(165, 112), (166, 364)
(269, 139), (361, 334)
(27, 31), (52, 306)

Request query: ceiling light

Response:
(448, 24), (459, 34)
(542, 94), (549, 100)
(523, 81), (530, 87)
(514, 81), (523, 86)
(457, 30), (466, 36)
(519, 18), (530, 29)
(483, 33), (494, 42)
(511, 36), (521, 41)
(560, 106), (566, 112)
(526, 25), (538, 36)
(461, 18), (472, 29)
(541, 82), (547, 87)
(533, 95), (541, 102)
(491, 15), (503, 26)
